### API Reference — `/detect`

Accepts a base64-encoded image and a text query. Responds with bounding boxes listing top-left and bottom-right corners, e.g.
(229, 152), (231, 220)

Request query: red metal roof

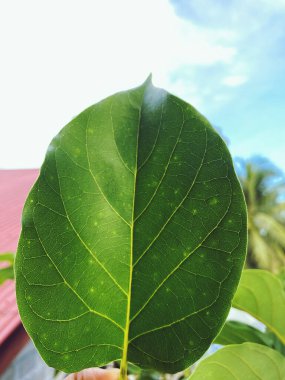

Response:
(0, 169), (39, 345)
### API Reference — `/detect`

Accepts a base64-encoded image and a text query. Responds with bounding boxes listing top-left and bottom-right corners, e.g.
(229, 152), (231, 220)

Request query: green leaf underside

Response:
(15, 79), (247, 373)
(233, 270), (285, 345)
(189, 343), (285, 380)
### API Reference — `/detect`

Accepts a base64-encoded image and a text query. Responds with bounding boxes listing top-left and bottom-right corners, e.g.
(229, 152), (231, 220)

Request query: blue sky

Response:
(169, 0), (285, 171)
(0, 0), (284, 171)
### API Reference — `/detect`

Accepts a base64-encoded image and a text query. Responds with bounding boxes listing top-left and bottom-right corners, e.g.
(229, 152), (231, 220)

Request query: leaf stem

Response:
(119, 169), (137, 380)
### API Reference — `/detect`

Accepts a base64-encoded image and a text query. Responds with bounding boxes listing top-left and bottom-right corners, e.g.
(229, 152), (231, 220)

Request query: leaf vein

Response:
(85, 109), (131, 227)
(53, 151), (128, 297)
(134, 99), (185, 222)
(31, 213), (124, 331)
(133, 127), (208, 267)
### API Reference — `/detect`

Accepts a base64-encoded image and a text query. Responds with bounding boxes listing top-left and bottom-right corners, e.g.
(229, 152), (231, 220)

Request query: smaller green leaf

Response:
(126, 362), (142, 376)
(139, 369), (161, 380)
(0, 252), (15, 265)
(215, 320), (285, 355)
(215, 321), (271, 346)
(189, 343), (285, 380)
(0, 252), (15, 284)
(265, 329), (285, 356)
(0, 267), (14, 285)
(233, 269), (285, 344)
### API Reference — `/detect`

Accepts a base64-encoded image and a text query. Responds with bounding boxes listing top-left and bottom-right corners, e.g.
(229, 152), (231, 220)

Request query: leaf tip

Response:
(144, 73), (153, 86)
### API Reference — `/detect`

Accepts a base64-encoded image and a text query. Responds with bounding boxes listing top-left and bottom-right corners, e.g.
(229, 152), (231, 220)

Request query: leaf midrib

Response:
(119, 90), (142, 377)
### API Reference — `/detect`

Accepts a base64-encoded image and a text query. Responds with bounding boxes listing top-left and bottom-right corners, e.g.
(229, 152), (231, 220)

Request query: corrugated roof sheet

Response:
(0, 169), (39, 345)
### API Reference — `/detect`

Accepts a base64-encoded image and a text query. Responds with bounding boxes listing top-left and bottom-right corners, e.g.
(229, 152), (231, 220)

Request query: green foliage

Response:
(236, 157), (285, 272)
(0, 252), (15, 264)
(215, 320), (270, 346)
(232, 269), (285, 344)
(264, 330), (285, 356)
(15, 78), (247, 376)
(208, 268), (285, 379)
(0, 266), (14, 285)
(189, 343), (285, 379)
(215, 320), (285, 354)
(0, 252), (15, 284)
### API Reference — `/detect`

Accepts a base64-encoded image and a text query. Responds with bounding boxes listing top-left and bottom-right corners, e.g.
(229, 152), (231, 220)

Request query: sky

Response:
(0, 0), (284, 171)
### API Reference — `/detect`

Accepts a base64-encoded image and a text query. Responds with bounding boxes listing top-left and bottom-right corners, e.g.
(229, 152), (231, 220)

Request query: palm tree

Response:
(236, 157), (285, 273)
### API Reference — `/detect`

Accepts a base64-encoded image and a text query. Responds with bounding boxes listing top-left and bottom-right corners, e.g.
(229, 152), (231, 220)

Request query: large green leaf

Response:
(233, 269), (285, 344)
(189, 343), (285, 379)
(15, 78), (247, 375)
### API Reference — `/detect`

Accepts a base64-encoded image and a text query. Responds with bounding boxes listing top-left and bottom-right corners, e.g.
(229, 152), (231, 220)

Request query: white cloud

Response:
(222, 75), (248, 87)
(0, 0), (239, 168)
(2, 0), (283, 169)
